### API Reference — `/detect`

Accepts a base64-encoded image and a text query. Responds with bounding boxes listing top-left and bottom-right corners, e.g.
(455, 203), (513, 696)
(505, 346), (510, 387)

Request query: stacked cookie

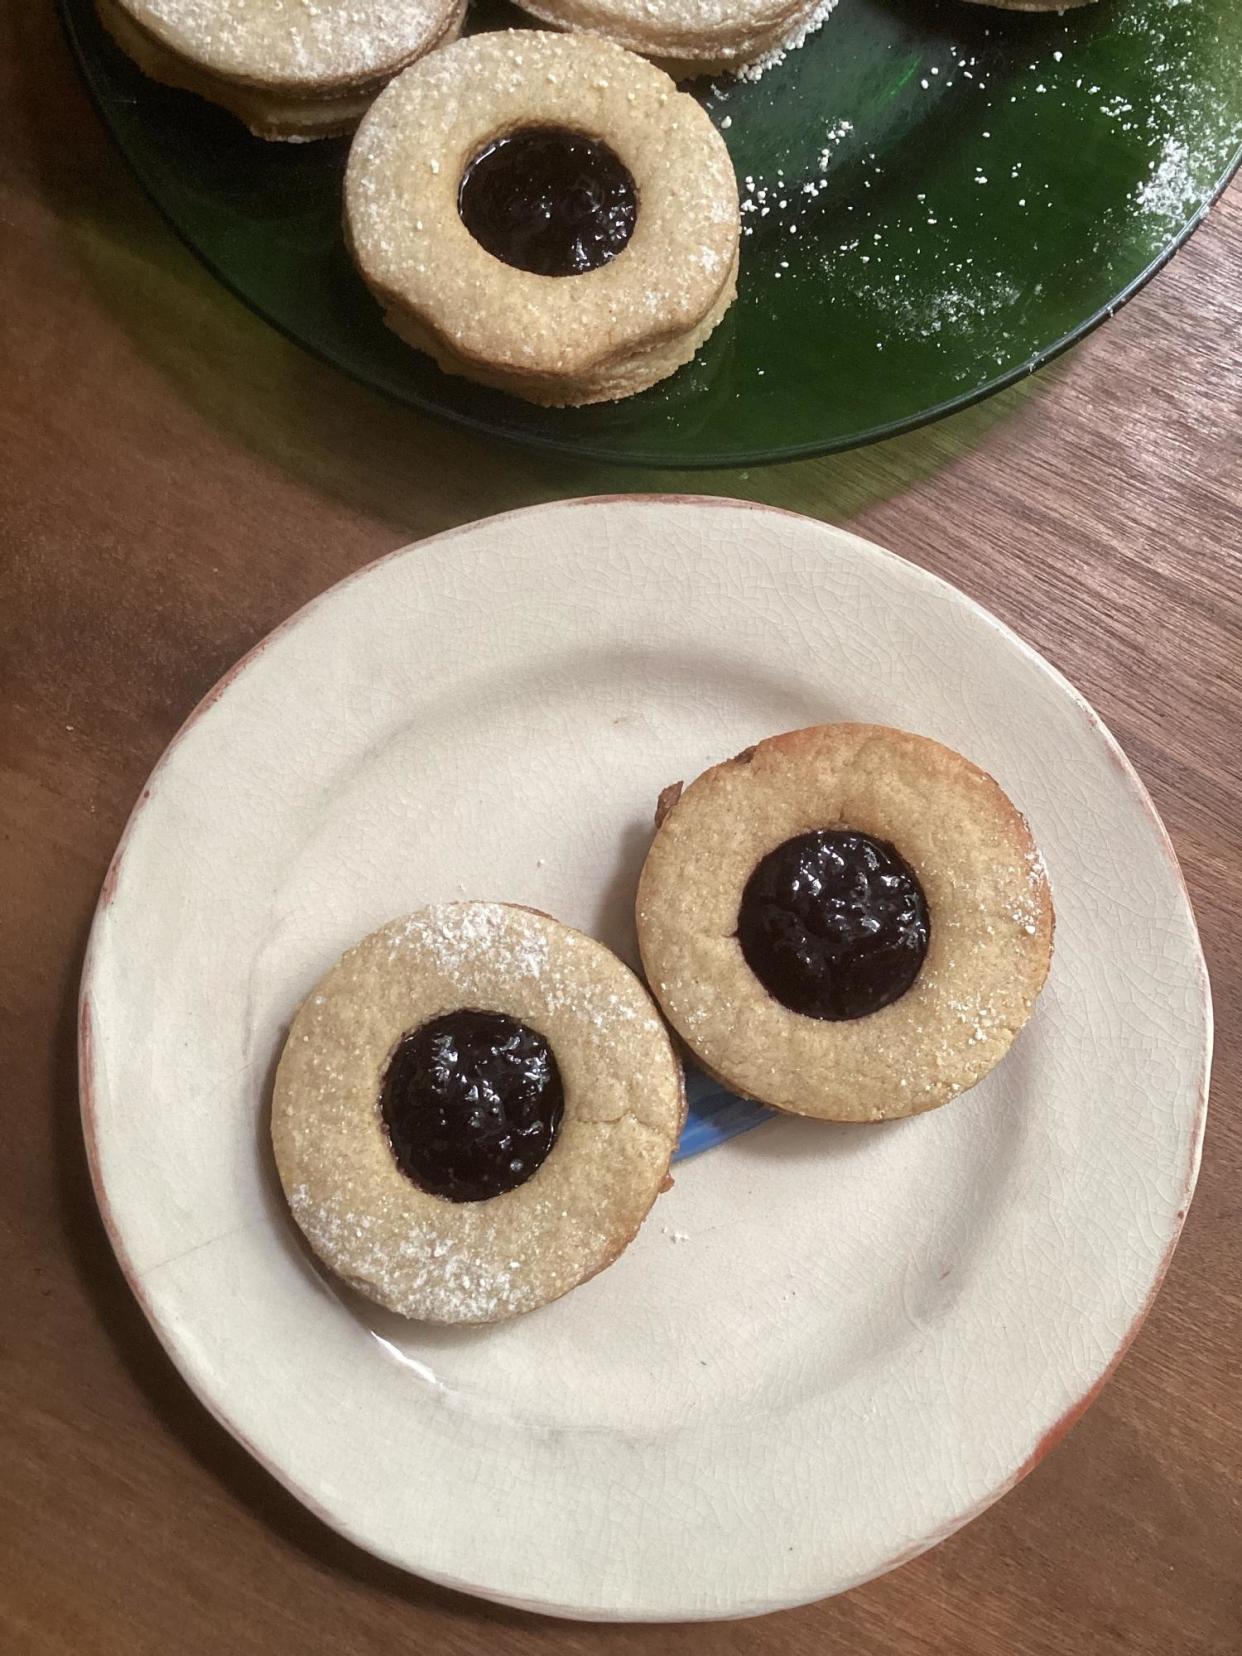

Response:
(98, 0), (1100, 401)
(510, 0), (836, 78)
(98, 0), (465, 141)
(99, 0), (842, 141)
(963, 0), (1097, 9)
(345, 32), (740, 405)
(100, 6), (744, 403)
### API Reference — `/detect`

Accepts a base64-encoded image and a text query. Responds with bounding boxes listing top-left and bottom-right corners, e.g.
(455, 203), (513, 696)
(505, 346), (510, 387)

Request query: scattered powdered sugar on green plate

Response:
(63, 0), (1242, 461)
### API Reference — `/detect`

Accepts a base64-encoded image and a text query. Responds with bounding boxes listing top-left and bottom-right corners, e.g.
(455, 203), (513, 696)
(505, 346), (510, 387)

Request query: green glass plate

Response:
(62, 0), (1241, 467)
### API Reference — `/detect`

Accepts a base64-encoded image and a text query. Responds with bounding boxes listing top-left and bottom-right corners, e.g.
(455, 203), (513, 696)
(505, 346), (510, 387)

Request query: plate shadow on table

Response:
(17, 0), (1059, 540)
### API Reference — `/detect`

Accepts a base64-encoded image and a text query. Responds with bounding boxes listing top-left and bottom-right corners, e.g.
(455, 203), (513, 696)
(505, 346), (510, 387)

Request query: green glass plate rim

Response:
(60, 0), (1242, 471)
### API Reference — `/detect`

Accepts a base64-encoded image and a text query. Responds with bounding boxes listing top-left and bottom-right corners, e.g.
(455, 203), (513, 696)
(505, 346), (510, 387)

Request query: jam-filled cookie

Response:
(273, 903), (685, 1323)
(510, 0), (834, 78)
(97, 0), (464, 141)
(636, 725), (1053, 1122)
(345, 32), (740, 406)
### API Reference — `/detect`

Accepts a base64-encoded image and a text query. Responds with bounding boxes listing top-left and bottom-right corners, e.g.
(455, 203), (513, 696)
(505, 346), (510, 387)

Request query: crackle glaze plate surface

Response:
(62, 0), (1242, 466)
(81, 499), (1210, 1620)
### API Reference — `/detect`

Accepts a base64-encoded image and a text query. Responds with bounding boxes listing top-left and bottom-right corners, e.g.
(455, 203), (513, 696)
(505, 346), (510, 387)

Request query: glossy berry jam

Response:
(737, 830), (929, 1021)
(380, 1010), (563, 1202)
(457, 126), (637, 277)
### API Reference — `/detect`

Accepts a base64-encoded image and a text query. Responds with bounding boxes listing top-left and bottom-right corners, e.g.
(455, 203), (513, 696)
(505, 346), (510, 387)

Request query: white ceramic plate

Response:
(81, 498), (1210, 1622)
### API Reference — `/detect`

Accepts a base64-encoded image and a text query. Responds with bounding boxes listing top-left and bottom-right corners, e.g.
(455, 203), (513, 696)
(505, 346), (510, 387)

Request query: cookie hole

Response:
(737, 830), (930, 1021)
(380, 1010), (564, 1202)
(457, 126), (637, 277)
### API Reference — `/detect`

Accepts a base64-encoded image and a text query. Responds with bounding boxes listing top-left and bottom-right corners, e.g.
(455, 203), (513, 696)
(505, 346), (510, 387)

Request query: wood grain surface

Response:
(2, 3), (1240, 1651)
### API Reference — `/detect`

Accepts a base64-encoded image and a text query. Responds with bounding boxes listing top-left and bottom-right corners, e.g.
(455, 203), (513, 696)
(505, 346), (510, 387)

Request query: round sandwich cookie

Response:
(636, 724), (1053, 1123)
(273, 903), (686, 1324)
(961, 1), (1096, 9)
(96, 0), (465, 141)
(345, 31), (740, 406)
(509, 0), (838, 78)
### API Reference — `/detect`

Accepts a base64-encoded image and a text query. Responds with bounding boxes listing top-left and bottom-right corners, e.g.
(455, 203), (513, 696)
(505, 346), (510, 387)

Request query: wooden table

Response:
(3, 4), (1240, 1651)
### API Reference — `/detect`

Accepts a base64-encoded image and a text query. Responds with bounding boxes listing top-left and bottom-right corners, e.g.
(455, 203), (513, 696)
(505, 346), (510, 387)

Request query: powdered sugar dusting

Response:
(734, 0), (839, 83)
(389, 901), (549, 981)
(1017, 842), (1050, 935)
(134, 0), (451, 85)
(1135, 132), (1196, 225)
(289, 1184), (527, 1321)
(276, 903), (682, 1323)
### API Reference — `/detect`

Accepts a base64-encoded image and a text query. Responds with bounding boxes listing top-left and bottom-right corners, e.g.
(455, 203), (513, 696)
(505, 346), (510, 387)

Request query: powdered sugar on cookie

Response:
(273, 902), (684, 1323)
(131, 0), (455, 84)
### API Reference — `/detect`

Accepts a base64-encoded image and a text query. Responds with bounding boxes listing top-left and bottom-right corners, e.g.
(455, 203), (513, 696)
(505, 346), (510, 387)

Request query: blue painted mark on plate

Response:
(671, 1063), (772, 1162)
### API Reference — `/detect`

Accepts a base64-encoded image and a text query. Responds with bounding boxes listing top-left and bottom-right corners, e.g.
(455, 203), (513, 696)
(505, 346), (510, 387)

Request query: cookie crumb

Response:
(655, 781), (684, 827)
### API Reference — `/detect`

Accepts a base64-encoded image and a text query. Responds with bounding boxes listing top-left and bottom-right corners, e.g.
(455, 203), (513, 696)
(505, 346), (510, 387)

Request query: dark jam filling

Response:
(737, 830), (930, 1021)
(457, 126), (637, 277)
(380, 1010), (563, 1203)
